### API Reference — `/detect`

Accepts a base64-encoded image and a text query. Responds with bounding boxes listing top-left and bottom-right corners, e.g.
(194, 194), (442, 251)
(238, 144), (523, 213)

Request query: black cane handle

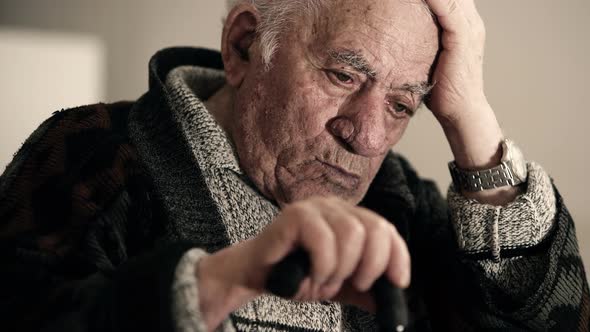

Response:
(266, 248), (409, 332)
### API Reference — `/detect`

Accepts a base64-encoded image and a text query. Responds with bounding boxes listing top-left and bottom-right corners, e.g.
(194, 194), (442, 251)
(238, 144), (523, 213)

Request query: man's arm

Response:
(0, 104), (223, 332)
(394, 156), (590, 331)
(425, 0), (519, 206)
(419, 1), (589, 329)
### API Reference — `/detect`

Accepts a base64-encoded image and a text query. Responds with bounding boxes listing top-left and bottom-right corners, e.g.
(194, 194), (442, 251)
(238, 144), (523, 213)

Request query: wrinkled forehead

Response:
(315, 0), (437, 48)
(306, 0), (439, 73)
(325, 0), (433, 18)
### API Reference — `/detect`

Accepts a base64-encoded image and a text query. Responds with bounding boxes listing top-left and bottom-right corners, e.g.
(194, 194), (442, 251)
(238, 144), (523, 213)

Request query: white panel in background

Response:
(0, 28), (105, 170)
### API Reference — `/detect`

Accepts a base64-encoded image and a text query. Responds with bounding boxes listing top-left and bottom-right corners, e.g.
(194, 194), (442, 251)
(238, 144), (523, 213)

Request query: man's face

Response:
(230, 0), (439, 206)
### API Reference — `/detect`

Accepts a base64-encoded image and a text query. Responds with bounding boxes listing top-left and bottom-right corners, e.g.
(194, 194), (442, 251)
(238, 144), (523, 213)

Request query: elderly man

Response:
(1, 0), (588, 331)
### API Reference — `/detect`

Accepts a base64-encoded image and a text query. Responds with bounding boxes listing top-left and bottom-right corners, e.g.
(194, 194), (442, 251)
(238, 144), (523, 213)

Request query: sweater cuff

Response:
(172, 248), (235, 332)
(448, 162), (556, 260)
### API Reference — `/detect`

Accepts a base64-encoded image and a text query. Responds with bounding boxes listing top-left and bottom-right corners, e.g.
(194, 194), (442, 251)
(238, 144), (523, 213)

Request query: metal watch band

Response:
(449, 161), (523, 192)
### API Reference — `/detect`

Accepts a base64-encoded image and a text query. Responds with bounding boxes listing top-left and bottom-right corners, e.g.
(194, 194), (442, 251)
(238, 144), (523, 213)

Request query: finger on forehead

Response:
(424, 0), (460, 17)
(424, 0), (468, 32)
(424, 0), (478, 18)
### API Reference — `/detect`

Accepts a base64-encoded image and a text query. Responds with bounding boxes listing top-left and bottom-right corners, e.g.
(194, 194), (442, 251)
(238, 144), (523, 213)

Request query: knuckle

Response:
(283, 202), (304, 216)
(447, 0), (458, 14)
(370, 218), (392, 236)
(339, 229), (364, 261)
(284, 202), (313, 221)
(341, 217), (365, 238)
(305, 223), (334, 250)
(309, 196), (325, 205)
(309, 226), (336, 255)
(387, 221), (400, 236)
(324, 195), (341, 203)
(272, 222), (292, 243)
(308, 196), (338, 211)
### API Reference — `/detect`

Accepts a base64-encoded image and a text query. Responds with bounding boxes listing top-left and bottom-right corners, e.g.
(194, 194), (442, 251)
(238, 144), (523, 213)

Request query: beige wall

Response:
(0, 28), (105, 169)
(0, 0), (227, 101)
(1, 1), (589, 273)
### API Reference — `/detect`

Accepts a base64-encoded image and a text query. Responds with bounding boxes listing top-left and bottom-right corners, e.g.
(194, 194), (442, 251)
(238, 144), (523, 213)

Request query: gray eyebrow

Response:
(327, 48), (434, 98)
(392, 82), (435, 98)
(327, 49), (378, 78)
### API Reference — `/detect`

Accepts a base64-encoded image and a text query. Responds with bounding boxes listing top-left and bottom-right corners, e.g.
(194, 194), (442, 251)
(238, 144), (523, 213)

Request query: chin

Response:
(276, 181), (366, 207)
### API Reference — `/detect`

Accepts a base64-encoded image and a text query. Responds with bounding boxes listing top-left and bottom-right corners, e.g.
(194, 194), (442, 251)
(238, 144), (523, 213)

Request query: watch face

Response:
(516, 162), (528, 182)
(504, 140), (527, 182)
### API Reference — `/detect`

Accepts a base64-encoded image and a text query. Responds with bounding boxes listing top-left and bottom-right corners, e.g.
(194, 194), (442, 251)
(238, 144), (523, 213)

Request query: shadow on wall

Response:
(0, 28), (105, 170)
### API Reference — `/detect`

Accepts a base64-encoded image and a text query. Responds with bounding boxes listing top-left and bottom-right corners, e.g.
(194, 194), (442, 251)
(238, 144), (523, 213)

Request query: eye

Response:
(394, 103), (409, 114)
(334, 72), (353, 83)
(327, 70), (355, 86)
(386, 101), (414, 118)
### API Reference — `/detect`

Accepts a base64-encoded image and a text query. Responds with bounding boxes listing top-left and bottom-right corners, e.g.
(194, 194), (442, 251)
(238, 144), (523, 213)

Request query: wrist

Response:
(438, 102), (525, 205)
(438, 102), (504, 170)
(197, 248), (259, 331)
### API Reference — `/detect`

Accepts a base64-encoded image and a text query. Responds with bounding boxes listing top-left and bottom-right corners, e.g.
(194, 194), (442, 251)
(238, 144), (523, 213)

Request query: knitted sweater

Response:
(0, 47), (588, 331)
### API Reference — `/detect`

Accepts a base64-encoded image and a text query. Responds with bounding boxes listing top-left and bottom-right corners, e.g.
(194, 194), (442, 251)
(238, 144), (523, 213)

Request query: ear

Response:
(221, 4), (259, 87)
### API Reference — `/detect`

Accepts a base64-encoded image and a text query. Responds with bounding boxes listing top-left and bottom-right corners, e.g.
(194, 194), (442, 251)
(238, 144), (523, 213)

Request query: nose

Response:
(328, 92), (390, 157)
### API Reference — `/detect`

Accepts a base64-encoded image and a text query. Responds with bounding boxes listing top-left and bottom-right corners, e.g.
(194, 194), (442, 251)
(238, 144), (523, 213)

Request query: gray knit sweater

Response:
(163, 63), (558, 331)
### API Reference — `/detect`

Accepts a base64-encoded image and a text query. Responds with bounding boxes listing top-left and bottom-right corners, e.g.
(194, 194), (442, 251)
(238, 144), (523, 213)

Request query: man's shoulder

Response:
(1, 101), (140, 199)
(0, 100), (157, 259)
(50, 101), (135, 134)
(17, 101), (135, 159)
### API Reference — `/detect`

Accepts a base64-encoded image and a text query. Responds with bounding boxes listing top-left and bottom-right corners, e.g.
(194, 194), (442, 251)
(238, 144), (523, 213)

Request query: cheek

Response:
(257, 78), (339, 147)
(384, 116), (411, 147)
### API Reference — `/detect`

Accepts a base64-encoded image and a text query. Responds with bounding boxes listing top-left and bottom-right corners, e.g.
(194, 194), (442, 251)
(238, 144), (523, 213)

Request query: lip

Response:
(315, 158), (361, 180)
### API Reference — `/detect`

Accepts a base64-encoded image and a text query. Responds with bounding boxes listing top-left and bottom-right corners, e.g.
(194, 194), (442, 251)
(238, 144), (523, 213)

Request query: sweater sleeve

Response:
(448, 162), (556, 260)
(0, 104), (212, 332)
(172, 249), (235, 332)
(410, 160), (590, 331)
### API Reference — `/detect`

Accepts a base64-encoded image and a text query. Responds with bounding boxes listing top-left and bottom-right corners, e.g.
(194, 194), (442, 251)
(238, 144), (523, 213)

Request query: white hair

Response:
(226, 0), (328, 68)
(225, 0), (432, 69)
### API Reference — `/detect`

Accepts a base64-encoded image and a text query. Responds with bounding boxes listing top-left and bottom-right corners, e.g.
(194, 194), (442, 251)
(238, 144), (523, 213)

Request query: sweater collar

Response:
(148, 47), (224, 94)
(165, 65), (243, 177)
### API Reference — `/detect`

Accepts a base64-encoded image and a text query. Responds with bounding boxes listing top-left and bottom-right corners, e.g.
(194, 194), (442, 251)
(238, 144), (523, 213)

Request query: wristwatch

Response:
(448, 139), (528, 192)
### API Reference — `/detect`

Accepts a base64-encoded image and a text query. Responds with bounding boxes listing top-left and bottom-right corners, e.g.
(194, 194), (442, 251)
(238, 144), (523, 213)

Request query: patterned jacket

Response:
(0, 47), (588, 331)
